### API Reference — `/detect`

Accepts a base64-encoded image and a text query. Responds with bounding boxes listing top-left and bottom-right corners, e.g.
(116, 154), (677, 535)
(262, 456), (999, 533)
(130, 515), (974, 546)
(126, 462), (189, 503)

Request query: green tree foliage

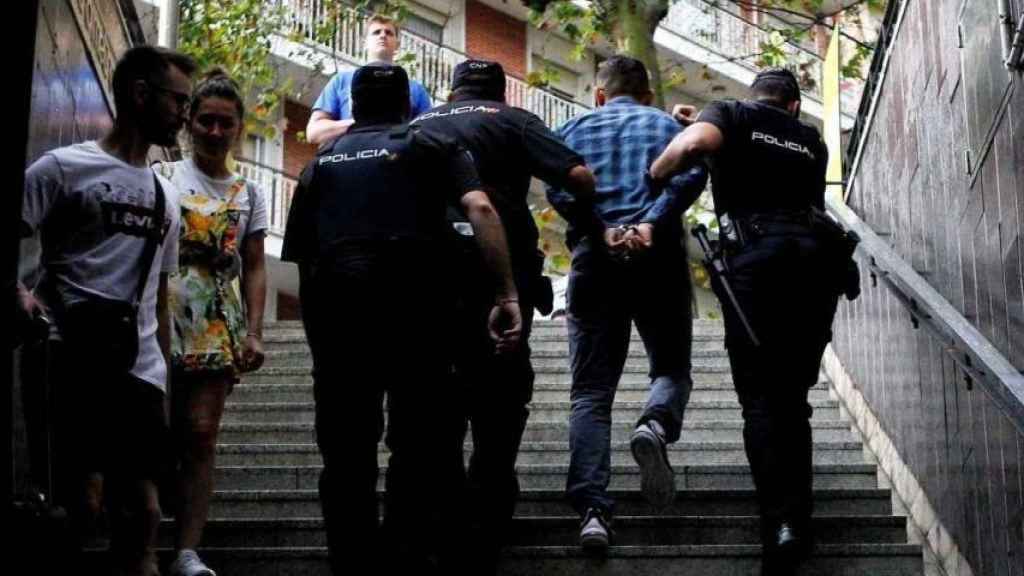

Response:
(525, 0), (884, 104)
(179, 0), (292, 138)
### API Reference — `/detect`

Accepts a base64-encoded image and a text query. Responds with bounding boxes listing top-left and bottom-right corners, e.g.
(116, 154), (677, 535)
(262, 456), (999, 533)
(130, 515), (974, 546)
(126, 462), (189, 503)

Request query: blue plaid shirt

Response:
(548, 96), (707, 231)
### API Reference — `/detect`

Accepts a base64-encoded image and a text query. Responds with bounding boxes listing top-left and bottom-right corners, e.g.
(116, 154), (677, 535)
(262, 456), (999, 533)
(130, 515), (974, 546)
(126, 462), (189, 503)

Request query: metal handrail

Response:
(826, 197), (1024, 434)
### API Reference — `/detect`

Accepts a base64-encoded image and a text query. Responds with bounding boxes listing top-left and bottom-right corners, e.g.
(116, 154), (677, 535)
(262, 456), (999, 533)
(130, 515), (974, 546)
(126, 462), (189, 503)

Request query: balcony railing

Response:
(236, 158), (297, 237)
(273, 0), (590, 129)
(662, 0), (825, 100)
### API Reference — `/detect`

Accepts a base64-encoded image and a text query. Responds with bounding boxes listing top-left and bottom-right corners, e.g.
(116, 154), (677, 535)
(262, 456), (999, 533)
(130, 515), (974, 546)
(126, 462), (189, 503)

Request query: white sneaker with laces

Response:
(579, 508), (610, 551)
(630, 419), (676, 509)
(169, 549), (216, 576)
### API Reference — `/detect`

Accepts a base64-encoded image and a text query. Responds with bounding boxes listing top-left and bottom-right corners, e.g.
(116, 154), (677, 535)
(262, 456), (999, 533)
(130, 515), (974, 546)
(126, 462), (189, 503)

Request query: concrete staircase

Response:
(169, 319), (923, 575)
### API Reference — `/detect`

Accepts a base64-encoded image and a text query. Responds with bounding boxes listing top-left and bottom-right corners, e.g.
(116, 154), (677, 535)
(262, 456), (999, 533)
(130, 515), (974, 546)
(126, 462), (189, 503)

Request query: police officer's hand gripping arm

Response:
(650, 121), (724, 180)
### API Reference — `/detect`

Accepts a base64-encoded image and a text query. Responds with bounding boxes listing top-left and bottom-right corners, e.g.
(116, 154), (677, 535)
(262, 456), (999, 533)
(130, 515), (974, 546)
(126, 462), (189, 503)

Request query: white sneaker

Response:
(630, 420), (676, 509)
(169, 549), (216, 576)
(579, 508), (611, 551)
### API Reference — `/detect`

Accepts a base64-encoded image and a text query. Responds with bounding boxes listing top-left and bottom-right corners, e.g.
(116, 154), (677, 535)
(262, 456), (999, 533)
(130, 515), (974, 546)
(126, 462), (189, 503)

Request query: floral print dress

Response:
(168, 177), (248, 375)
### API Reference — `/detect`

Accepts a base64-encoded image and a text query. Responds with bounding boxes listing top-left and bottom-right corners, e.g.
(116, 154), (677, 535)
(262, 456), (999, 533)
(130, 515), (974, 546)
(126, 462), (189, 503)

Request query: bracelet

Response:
(496, 298), (519, 304)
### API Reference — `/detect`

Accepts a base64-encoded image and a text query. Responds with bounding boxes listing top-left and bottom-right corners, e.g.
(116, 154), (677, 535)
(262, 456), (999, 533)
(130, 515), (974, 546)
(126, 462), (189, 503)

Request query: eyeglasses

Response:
(151, 84), (191, 113)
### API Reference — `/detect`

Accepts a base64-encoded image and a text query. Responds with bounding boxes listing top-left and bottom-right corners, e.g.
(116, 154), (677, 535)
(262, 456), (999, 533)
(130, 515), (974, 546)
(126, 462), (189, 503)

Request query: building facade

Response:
(229, 0), (861, 319)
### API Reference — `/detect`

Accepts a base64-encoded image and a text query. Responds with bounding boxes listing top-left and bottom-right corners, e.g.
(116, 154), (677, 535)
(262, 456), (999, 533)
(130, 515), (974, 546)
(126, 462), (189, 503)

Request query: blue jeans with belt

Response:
(564, 236), (694, 516)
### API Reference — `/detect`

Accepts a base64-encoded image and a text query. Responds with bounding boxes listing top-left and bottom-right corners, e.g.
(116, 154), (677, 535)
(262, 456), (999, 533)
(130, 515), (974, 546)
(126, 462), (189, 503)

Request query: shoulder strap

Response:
(134, 173), (167, 307)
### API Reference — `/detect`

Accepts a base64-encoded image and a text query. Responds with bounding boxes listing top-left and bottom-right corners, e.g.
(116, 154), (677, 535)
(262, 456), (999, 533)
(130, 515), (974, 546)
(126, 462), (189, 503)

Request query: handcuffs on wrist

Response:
(614, 225), (640, 262)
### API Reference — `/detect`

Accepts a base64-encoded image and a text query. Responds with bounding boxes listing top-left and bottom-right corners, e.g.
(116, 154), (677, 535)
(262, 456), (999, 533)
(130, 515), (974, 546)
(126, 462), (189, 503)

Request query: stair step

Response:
(261, 332), (725, 348)
(225, 383), (833, 404)
(157, 515), (906, 548)
(217, 419), (854, 445)
(214, 440), (866, 467)
(262, 345), (729, 361)
(240, 371), (745, 386)
(91, 544), (922, 576)
(214, 463), (882, 491)
(255, 357), (734, 371)
(206, 488), (894, 518)
(520, 399), (843, 422)
(263, 319), (726, 333)
(221, 399), (844, 424)
(497, 543), (923, 575)
(528, 340), (725, 353)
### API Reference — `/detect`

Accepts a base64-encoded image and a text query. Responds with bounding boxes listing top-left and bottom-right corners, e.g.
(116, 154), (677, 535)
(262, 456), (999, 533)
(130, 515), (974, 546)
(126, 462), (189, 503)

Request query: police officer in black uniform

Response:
(651, 68), (847, 575)
(281, 64), (523, 575)
(411, 59), (597, 574)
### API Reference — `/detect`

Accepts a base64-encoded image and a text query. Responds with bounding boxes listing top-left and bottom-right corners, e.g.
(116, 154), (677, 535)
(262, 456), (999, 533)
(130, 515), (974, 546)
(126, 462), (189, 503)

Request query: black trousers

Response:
(299, 246), (461, 575)
(449, 249), (536, 575)
(714, 234), (839, 549)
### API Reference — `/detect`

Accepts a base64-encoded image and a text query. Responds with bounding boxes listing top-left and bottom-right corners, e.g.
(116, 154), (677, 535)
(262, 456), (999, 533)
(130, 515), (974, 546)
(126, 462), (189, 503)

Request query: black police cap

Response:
(751, 67), (801, 102)
(451, 59), (506, 98)
(351, 64), (410, 103)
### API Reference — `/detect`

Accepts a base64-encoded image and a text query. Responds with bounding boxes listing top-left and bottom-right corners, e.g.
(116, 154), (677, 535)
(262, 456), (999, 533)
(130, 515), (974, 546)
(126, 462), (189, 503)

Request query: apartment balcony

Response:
(660, 0), (860, 120)
(271, 1), (854, 128)
(236, 158), (296, 250)
(272, 0), (590, 129)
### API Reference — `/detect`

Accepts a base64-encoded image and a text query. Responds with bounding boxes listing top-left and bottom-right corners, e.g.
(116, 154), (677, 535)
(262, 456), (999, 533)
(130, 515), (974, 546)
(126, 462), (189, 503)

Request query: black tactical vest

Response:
(310, 125), (450, 253)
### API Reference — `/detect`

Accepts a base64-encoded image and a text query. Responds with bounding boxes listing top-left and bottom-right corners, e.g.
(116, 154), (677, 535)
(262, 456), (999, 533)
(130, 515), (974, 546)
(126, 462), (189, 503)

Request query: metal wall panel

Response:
(838, 0), (1024, 573)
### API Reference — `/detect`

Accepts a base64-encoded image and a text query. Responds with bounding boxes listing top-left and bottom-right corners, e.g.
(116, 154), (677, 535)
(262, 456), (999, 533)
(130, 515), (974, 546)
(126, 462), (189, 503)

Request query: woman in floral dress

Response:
(159, 70), (268, 576)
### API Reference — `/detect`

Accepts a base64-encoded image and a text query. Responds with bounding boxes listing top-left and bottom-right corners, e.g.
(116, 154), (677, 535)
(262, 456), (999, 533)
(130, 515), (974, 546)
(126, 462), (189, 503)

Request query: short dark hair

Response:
(596, 56), (650, 98)
(750, 67), (801, 105)
(112, 45), (197, 117)
(190, 67), (245, 123)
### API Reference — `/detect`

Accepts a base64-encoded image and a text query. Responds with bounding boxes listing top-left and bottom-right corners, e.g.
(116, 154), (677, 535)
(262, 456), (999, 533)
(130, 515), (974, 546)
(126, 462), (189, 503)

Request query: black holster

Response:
(729, 209), (861, 301)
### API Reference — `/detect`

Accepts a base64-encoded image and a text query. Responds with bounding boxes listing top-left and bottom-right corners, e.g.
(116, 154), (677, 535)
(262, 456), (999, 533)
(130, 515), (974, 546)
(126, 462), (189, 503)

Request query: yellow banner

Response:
(823, 25), (843, 204)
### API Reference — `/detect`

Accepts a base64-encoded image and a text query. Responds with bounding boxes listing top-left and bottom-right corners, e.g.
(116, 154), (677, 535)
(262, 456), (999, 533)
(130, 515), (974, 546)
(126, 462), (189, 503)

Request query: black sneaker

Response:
(630, 420), (676, 509)
(579, 508), (611, 552)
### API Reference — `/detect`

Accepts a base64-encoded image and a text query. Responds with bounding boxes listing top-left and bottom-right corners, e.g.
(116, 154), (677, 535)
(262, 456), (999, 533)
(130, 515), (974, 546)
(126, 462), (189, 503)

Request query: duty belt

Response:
(723, 210), (816, 249)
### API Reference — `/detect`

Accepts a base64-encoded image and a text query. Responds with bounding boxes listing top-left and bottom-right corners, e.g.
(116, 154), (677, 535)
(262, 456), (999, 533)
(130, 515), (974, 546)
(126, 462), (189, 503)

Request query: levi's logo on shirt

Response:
(102, 202), (164, 238)
(89, 181), (166, 239)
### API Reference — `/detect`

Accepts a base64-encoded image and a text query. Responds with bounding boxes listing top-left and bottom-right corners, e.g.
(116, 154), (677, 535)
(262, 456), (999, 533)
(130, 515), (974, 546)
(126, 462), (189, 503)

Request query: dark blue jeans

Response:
(565, 237), (694, 515)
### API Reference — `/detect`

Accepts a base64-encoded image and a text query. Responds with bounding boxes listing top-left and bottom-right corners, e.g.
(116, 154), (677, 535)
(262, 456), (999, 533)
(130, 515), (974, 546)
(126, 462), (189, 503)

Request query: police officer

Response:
(411, 59), (597, 574)
(281, 64), (522, 575)
(651, 68), (841, 575)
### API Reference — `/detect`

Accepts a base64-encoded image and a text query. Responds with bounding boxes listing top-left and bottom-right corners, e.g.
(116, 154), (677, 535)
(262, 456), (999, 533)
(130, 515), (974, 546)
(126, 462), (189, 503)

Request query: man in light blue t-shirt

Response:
(306, 14), (433, 145)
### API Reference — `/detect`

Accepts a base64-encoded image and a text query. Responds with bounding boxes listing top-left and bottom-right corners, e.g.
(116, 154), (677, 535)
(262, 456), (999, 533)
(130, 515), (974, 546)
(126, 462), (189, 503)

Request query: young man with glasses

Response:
(18, 45), (195, 576)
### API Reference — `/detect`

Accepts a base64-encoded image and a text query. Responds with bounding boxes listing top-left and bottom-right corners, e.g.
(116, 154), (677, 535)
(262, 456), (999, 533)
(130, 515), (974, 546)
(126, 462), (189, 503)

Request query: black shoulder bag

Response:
(60, 173), (167, 373)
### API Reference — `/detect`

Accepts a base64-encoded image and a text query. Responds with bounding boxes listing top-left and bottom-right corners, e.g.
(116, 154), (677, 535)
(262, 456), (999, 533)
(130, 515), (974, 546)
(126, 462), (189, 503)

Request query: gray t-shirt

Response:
(22, 141), (181, 392)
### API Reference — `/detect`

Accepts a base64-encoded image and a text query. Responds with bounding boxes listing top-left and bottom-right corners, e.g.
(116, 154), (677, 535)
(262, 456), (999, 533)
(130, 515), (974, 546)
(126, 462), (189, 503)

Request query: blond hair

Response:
(367, 14), (399, 35)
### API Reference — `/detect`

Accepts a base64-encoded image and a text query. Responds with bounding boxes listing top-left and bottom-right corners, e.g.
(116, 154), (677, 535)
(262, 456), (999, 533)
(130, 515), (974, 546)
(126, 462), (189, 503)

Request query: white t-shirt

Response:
(159, 158), (268, 277)
(22, 141), (181, 392)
